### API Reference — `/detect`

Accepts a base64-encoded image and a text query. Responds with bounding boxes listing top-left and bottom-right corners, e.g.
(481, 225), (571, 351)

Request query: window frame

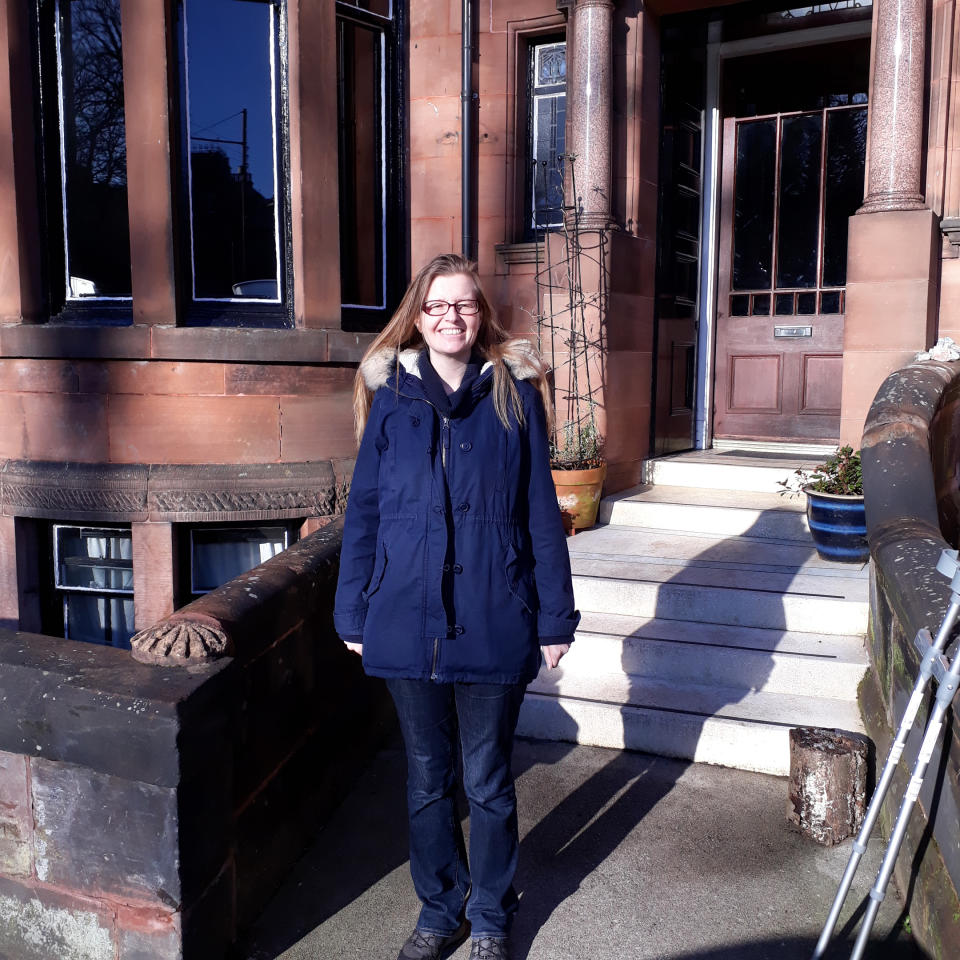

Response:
(523, 35), (567, 240)
(180, 520), (298, 602)
(336, 0), (407, 333)
(50, 522), (135, 648)
(32, 0), (134, 324)
(172, 0), (295, 328)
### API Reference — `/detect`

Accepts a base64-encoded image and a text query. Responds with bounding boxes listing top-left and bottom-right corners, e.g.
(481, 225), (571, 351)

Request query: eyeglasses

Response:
(422, 299), (480, 317)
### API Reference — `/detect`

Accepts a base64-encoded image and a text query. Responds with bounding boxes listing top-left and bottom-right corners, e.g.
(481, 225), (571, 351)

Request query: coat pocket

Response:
(504, 542), (537, 614)
(363, 543), (388, 601)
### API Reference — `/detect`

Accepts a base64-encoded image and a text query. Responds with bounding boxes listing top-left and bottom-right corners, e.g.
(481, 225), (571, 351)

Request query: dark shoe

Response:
(470, 937), (510, 960)
(397, 922), (468, 960)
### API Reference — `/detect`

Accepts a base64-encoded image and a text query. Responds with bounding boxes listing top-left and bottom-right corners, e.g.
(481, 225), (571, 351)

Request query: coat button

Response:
(453, 563), (463, 574)
(457, 502), (470, 512)
(454, 625), (465, 635)
(433, 505), (444, 514)
(442, 563), (451, 572)
(410, 415), (420, 426)
(459, 440), (472, 451)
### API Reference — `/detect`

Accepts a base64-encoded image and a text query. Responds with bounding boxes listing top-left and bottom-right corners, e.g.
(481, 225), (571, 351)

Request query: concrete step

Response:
(517, 691), (810, 776)
(517, 674), (864, 775)
(569, 615), (868, 699)
(599, 484), (810, 541)
(642, 451), (822, 493)
(567, 528), (868, 635)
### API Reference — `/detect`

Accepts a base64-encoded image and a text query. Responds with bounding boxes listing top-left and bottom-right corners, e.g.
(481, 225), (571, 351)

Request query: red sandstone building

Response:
(0, 0), (949, 647)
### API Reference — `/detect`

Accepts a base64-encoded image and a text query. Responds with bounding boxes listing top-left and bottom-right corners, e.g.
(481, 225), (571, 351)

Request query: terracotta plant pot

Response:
(804, 485), (869, 563)
(551, 463), (607, 534)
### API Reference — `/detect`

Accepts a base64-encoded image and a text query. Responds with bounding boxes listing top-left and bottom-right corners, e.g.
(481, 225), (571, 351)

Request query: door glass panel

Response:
(57, 0), (131, 299)
(752, 293), (771, 315)
(820, 290), (842, 313)
(797, 291), (817, 314)
(730, 294), (750, 316)
(823, 107), (867, 287)
(776, 113), (822, 288)
(733, 119), (776, 290)
(184, 0), (280, 301)
(775, 293), (794, 315)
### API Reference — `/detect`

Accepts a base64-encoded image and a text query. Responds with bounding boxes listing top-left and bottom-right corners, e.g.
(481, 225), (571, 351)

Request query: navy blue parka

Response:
(334, 340), (580, 684)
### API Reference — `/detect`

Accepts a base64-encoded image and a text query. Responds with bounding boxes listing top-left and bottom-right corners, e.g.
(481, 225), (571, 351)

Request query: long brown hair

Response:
(352, 253), (553, 444)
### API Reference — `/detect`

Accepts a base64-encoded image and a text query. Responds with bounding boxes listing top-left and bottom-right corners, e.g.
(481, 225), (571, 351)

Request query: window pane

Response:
(797, 291), (817, 314)
(775, 293), (794, 315)
(820, 290), (843, 313)
(732, 119), (776, 290)
(529, 42), (566, 232)
(57, 0), (131, 299)
(338, 20), (384, 308)
(184, 0), (280, 300)
(192, 526), (288, 593)
(55, 526), (133, 592)
(776, 113), (822, 288)
(64, 594), (135, 648)
(752, 293), (771, 315)
(730, 294), (750, 316)
(823, 107), (867, 287)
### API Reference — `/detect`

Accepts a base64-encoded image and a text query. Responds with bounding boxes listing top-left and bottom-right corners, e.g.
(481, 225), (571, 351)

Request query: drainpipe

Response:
(461, 0), (476, 260)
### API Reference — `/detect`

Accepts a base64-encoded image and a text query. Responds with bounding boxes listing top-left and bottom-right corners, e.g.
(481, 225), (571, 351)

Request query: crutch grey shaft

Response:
(849, 647), (960, 960)
(812, 547), (960, 959)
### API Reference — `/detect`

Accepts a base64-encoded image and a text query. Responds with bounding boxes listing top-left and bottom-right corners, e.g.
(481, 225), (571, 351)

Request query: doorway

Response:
(712, 39), (870, 443)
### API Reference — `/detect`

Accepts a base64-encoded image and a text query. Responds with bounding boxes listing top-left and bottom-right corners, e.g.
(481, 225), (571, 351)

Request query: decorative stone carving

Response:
(0, 459), (339, 523)
(131, 615), (233, 665)
(1, 461), (149, 521)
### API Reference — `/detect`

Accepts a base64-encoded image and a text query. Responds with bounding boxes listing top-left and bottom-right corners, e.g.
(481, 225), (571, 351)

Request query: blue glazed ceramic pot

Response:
(804, 486), (869, 563)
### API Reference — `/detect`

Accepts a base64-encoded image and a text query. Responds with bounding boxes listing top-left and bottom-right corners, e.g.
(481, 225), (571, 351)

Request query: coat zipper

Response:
(430, 636), (440, 680)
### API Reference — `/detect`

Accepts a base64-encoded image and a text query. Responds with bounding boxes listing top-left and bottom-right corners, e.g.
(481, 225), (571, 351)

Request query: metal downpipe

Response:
(461, 0), (476, 260)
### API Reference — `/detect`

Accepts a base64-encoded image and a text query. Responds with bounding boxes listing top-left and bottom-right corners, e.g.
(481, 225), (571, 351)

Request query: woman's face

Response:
(417, 273), (482, 366)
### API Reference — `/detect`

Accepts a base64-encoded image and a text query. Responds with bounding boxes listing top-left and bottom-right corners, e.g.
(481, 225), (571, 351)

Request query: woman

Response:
(334, 253), (579, 960)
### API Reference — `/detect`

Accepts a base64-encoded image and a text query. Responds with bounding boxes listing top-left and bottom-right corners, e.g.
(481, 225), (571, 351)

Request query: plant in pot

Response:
(549, 403), (606, 534)
(778, 445), (868, 563)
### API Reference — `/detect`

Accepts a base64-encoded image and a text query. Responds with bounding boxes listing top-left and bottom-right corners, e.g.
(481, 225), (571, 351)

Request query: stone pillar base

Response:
(839, 207), (939, 447)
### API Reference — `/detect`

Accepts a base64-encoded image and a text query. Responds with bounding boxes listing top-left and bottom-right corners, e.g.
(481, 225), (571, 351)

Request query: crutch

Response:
(812, 547), (960, 959)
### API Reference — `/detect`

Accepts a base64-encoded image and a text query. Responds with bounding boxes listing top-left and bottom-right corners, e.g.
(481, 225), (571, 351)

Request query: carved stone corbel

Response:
(131, 613), (233, 666)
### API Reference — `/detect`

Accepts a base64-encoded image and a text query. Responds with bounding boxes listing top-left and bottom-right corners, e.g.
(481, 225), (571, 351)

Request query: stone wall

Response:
(0, 518), (393, 959)
(861, 359), (960, 959)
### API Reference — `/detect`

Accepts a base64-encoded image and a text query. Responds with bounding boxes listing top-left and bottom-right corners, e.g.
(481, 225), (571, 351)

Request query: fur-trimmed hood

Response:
(359, 338), (544, 392)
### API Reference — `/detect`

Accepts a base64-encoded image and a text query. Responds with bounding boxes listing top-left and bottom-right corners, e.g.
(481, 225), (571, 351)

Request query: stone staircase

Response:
(517, 450), (871, 776)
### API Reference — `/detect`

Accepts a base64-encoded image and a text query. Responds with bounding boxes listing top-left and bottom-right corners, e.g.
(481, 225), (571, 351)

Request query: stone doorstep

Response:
(642, 457), (806, 492)
(599, 483), (811, 540)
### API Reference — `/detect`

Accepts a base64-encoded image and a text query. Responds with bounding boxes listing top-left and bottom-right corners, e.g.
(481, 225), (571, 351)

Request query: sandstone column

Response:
(840, 0), (938, 446)
(567, 0), (613, 229)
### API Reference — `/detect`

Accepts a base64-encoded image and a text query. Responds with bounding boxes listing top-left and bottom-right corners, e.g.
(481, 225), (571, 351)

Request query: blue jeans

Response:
(386, 678), (527, 938)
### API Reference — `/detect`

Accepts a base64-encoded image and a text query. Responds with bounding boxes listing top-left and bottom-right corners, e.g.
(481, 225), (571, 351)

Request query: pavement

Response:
(242, 735), (924, 960)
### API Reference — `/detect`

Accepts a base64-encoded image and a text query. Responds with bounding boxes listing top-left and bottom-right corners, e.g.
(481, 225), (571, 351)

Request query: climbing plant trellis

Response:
(531, 153), (606, 470)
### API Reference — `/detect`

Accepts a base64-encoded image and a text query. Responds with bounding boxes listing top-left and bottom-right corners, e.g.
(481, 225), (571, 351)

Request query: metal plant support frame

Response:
(814, 547), (960, 959)
(530, 154), (606, 467)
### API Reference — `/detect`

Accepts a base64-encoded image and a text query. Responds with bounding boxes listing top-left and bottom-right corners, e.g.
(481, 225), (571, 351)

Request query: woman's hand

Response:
(542, 643), (570, 669)
(344, 641), (363, 655)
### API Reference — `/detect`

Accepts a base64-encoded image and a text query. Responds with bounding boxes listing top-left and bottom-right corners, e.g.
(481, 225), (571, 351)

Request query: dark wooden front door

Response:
(713, 44), (868, 443)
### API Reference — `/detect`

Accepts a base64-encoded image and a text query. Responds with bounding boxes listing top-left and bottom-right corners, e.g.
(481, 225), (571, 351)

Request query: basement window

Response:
(188, 524), (293, 599)
(53, 525), (135, 648)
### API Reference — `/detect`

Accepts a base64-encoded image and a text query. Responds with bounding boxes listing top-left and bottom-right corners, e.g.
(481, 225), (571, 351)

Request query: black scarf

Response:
(419, 351), (483, 418)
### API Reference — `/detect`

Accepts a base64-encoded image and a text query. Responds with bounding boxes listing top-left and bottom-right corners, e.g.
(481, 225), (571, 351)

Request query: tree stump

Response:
(787, 726), (870, 845)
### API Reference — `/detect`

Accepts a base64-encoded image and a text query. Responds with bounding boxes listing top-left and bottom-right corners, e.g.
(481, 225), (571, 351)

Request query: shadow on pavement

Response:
(657, 936), (929, 959)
